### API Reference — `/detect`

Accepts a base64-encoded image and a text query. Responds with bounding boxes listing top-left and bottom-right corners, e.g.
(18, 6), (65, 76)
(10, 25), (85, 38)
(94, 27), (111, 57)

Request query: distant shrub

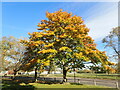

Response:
(36, 80), (61, 84)
(77, 70), (92, 73)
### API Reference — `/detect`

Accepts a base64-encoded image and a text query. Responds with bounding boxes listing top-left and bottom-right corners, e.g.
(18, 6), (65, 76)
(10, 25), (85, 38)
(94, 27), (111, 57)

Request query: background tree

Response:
(0, 36), (13, 71)
(102, 27), (120, 59)
(88, 64), (116, 74)
(0, 36), (26, 75)
(21, 9), (114, 82)
(88, 65), (102, 73)
(102, 26), (120, 73)
(19, 38), (51, 81)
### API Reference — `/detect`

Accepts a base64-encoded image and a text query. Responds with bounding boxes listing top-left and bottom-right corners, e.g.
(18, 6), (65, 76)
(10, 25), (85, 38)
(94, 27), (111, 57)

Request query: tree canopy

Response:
(102, 26), (120, 73)
(21, 9), (114, 81)
(0, 36), (25, 72)
(102, 26), (120, 59)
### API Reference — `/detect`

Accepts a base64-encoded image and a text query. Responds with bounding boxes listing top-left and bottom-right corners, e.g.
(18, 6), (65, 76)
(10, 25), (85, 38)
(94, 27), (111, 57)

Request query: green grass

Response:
(46, 73), (120, 80)
(2, 79), (35, 90)
(2, 78), (116, 90)
(28, 83), (111, 88)
(1, 73), (120, 80)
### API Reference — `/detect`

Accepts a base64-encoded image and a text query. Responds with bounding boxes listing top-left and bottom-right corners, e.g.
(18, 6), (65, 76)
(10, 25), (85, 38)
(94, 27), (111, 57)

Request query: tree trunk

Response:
(34, 67), (38, 82)
(48, 60), (53, 74)
(13, 69), (17, 76)
(48, 67), (51, 74)
(14, 71), (17, 76)
(13, 69), (17, 80)
(63, 68), (67, 82)
(107, 71), (110, 75)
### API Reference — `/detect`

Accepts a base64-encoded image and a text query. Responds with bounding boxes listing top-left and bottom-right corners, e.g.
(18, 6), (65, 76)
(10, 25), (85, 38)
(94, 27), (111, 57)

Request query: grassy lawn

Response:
(1, 73), (120, 80)
(28, 83), (112, 88)
(45, 73), (120, 80)
(2, 78), (116, 90)
(2, 79), (35, 90)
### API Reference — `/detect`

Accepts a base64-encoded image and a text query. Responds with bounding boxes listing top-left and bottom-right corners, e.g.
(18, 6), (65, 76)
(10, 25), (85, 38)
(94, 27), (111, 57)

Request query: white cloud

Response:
(85, 3), (118, 41)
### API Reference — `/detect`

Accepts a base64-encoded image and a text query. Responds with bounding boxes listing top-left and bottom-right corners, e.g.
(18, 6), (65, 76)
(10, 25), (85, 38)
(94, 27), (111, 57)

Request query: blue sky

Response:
(2, 2), (100, 38)
(2, 2), (118, 59)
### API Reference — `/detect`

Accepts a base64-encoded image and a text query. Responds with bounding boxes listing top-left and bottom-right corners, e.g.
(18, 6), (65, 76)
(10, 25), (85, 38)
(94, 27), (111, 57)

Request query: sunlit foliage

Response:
(21, 9), (114, 81)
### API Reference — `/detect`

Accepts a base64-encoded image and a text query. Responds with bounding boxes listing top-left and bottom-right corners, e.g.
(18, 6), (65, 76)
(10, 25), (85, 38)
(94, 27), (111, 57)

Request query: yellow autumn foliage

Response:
(44, 43), (54, 47)
(20, 9), (114, 73)
(38, 49), (57, 54)
(59, 47), (72, 52)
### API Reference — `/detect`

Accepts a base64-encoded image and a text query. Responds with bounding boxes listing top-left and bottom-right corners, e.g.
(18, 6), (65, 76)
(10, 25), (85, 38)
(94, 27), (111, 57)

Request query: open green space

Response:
(28, 83), (111, 88)
(2, 78), (115, 90)
(2, 73), (120, 80)
(43, 73), (120, 80)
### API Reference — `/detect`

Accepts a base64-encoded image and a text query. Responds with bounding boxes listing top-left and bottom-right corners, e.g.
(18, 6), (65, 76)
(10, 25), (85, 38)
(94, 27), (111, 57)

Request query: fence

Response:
(75, 78), (119, 88)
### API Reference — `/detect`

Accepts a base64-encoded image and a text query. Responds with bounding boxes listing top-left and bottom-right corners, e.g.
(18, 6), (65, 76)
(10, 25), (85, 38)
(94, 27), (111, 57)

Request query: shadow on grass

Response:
(36, 80), (62, 85)
(70, 83), (83, 85)
(2, 79), (35, 90)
